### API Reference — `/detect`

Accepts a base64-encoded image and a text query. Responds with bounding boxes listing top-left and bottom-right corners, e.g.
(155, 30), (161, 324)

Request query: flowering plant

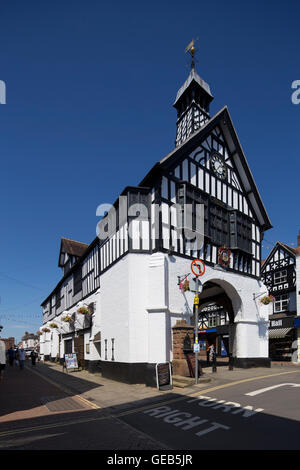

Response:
(61, 315), (74, 323)
(77, 306), (90, 315)
(49, 323), (59, 329)
(37, 331), (42, 336)
(179, 277), (190, 292)
(42, 327), (51, 333)
(260, 295), (274, 305)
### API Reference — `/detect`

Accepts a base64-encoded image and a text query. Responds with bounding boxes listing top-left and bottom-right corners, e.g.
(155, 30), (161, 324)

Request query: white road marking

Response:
(186, 395), (264, 417)
(245, 383), (300, 397)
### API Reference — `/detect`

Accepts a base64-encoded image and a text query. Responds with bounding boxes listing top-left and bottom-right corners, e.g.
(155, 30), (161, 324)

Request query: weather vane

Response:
(185, 38), (199, 70)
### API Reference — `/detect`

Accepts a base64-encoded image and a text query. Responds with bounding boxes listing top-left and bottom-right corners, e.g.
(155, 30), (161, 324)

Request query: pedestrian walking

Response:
(209, 344), (215, 361)
(15, 348), (20, 367)
(18, 348), (26, 370)
(7, 346), (15, 367)
(0, 340), (6, 381)
(206, 343), (213, 366)
(30, 350), (37, 366)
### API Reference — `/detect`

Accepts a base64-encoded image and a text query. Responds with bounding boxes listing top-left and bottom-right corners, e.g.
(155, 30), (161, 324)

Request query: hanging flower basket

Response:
(62, 315), (74, 323)
(37, 331), (42, 336)
(49, 323), (59, 329)
(260, 295), (274, 305)
(77, 306), (91, 315)
(182, 280), (190, 292)
(42, 327), (51, 333)
(179, 277), (190, 292)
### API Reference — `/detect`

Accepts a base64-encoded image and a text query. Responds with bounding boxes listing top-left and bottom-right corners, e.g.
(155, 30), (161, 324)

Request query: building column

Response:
(171, 319), (194, 376)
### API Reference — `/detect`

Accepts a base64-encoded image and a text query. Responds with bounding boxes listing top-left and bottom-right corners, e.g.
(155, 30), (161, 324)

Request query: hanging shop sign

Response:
(218, 246), (231, 268)
(156, 362), (173, 391)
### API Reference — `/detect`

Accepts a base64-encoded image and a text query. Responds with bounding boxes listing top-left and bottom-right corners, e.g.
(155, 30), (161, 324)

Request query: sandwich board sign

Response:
(156, 362), (173, 391)
(64, 353), (79, 372)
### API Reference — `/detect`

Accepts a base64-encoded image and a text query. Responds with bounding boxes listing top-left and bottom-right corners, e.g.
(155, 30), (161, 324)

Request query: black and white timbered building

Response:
(40, 59), (274, 384)
(261, 233), (300, 362)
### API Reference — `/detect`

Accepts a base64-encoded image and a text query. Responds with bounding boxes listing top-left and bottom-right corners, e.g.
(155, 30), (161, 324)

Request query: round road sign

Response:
(191, 259), (205, 277)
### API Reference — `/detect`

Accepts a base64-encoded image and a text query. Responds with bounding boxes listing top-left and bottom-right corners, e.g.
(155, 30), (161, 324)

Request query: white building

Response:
(39, 61), (273, 385)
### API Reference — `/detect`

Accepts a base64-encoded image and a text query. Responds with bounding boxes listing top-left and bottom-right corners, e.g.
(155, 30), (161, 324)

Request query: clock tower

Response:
(173, 46), (213, 147)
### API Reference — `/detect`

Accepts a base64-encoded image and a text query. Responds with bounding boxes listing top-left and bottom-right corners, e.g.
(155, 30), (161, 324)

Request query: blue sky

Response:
(0, 0), (299, 343)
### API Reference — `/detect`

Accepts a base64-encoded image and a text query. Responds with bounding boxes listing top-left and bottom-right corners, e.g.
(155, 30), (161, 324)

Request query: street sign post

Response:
(190, 259), (205, 385)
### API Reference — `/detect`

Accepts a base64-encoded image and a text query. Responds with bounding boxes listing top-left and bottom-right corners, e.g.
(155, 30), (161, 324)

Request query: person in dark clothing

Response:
(30, 350), (37, 366)
(7, 346), (15, 366)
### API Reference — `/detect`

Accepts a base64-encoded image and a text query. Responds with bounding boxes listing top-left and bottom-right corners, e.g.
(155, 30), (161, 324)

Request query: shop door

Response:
(74, 335), (85, 368)
(64, 339), (72, 355)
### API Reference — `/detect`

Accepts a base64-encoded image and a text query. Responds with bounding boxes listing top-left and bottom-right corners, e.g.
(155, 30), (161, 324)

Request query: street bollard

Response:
(228, 353), (233, 371)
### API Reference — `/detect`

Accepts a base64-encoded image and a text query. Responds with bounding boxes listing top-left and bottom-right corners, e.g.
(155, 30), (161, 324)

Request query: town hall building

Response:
(39, 53), (274, 385)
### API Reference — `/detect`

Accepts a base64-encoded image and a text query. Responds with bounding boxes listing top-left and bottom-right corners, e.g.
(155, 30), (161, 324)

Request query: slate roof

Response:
(173, 68), (213, 106)
(60, 237), (89, 258)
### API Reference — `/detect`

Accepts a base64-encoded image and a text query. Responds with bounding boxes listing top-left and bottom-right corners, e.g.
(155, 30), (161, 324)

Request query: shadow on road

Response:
(1, 360), (300, 450)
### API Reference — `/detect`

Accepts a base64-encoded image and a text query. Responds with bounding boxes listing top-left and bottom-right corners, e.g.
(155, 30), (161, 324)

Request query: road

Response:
(0, 362), (300, 451)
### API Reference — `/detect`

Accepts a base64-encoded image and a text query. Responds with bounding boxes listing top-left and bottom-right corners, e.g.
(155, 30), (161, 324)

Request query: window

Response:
(274, 294), (289, 313)
(56, 291), (61, 309)
(73, 267), (82, 295)
(111, 338), (115, 361)
(208, 312), (217, 327)
(274, 270), (287, 285)
(229, 211), (252, 253)
(104, 340), (108, 360)
(177, 183), (209, 239)
(209, 202), (229, 246)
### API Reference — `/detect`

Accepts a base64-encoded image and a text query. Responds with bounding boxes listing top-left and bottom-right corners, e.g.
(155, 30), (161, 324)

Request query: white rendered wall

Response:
(40, 250), (271, 365)
(166, 254), (270, 360)
(98, 256), (130, 363)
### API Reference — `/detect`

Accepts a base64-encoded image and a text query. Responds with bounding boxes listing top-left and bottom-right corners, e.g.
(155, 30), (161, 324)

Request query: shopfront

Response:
(268, 316), (296, 361)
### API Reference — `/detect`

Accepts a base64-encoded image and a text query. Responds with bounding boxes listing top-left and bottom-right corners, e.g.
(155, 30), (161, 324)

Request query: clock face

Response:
(210, 153), (227, 180)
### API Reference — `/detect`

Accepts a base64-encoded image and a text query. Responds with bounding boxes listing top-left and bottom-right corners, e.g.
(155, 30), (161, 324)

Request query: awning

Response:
(269, 328), (293, 339)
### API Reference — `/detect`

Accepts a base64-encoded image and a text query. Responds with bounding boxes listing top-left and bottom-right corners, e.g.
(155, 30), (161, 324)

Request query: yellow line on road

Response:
(0, 369), (298, 439)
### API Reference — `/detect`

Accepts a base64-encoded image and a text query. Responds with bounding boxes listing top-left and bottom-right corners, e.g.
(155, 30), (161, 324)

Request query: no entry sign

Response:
(191, 259), (205, 277)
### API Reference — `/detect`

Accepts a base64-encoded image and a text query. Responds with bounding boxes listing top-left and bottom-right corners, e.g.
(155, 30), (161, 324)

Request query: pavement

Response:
(2, 358), (298, 411)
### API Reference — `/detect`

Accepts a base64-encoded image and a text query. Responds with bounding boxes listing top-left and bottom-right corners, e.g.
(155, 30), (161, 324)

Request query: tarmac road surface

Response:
(0, 361), (299, 451)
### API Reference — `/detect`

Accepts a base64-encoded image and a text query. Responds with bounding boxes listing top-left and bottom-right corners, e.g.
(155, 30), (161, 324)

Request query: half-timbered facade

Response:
(261, 235), (300, 362)
(39, 63), (273, 384)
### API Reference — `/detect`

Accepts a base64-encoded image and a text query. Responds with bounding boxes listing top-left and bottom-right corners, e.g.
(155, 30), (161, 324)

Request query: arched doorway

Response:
(194, 280), (238, 368)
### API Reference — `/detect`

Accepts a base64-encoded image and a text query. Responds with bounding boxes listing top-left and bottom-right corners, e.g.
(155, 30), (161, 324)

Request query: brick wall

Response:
(0, 337), (15, 350)
(172, 320), (194, 360)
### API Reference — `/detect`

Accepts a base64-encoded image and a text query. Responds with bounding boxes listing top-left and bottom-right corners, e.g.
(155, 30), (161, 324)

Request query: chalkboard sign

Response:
(64, 353), (79, 372)
(156, 362), (173, 391)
